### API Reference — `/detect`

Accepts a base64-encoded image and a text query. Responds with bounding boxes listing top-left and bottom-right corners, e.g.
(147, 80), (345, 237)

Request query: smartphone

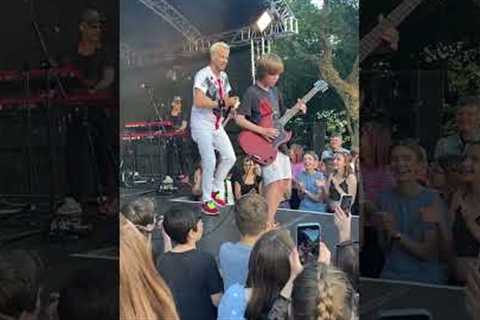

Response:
(377, 309), (433, 320)
(340, 194), (353, 213)
(296, 223), (321, 264)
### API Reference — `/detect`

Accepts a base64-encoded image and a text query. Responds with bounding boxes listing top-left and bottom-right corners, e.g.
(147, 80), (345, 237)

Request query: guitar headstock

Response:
(313, 80), (329, 93)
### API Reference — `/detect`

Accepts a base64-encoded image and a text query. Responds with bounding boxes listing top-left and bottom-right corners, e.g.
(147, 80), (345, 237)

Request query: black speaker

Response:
(312, 120), (327, 156)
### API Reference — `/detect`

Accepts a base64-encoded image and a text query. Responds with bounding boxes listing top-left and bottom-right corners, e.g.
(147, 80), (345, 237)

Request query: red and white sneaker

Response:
(211, 191), (226, 207)
(201, 200), (219, 216)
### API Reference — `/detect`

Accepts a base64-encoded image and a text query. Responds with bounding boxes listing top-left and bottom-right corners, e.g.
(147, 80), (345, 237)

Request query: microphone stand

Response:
(31, 8), (67, 219)
(144, 85), (167, 183)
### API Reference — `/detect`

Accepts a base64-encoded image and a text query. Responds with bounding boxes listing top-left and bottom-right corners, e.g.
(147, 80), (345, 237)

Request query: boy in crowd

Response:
(157, 206), (223, 320)
(219, 193), (269, 290)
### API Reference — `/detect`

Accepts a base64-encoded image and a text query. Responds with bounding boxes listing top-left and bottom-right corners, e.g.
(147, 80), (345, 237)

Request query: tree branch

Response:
(347, 55), (359, 85)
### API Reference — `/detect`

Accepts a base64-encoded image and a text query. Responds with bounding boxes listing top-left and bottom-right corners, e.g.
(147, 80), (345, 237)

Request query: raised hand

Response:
(318, 242), (331, 265)
(334, 206), (351, 243)
(289, 248), (304, 278)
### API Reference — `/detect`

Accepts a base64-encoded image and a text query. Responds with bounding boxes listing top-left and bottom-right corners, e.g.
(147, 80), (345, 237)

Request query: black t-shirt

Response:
(231, 169), (262, 197)
(63, 45), (114, 89)
(238, 84), (287, 125)
(156, 249), (223, 320)
(165, 112), (186, 129)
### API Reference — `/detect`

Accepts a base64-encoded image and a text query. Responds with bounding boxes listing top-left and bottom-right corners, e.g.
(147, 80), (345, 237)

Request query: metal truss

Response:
(184, 0), (298, 53)
(122, 0), (298, 67)
(136, 0), (202, 43)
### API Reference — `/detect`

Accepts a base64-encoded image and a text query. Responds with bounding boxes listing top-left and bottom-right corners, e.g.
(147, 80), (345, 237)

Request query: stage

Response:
(360, 277), (469, 320)
(120, 188), (359, 261)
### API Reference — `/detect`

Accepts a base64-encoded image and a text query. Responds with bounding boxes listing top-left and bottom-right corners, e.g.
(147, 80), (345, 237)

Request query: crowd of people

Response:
(190, 134), (359, 216)
(119, 192), (359, 320)
(360, 96), (480, 287)
(0, 250), (118, 320)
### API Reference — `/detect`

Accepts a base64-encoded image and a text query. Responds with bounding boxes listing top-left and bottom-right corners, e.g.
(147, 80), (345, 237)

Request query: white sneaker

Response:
(56, 197), (82, 215)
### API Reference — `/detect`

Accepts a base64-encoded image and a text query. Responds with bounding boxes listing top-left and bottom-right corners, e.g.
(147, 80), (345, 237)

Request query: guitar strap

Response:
(214, 77), (224, 130)
(267, 88), (281, 121)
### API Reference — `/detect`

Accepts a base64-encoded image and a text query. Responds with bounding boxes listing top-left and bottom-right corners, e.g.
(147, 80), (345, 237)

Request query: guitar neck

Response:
(278, 87), (321, 127)
(359, 0), (423, 62)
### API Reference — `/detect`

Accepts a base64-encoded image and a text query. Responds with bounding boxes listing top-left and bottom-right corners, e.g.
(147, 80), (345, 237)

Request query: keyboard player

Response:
(56, 8), (116, 216)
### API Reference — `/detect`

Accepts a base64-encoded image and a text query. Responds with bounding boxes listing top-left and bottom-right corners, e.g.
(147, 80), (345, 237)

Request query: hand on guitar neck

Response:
(294, 98), (307, 114)
(378, 15), (399, 51)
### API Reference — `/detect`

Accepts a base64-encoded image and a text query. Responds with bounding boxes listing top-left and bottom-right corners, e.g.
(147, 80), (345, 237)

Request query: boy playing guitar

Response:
(235, 54), (306, 226)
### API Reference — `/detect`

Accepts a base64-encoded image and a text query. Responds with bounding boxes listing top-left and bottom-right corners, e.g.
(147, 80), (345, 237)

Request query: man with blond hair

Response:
(190, 42), (239, 215)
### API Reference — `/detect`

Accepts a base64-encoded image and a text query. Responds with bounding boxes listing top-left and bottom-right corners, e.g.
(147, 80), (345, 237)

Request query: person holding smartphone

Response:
(327, 151), (357, 212)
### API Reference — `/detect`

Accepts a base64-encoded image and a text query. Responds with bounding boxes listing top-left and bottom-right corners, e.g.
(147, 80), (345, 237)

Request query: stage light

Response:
(255, 10), (273, 33)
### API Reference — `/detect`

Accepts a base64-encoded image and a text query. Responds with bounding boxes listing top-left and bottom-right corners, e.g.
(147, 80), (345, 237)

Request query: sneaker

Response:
(56, 197), (82, 215)
(211, 191), (226, 207)
(201, 200), (219, 216)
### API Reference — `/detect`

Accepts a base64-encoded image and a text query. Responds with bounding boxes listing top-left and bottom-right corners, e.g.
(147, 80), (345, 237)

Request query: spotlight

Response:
(255, 10), (273, 33)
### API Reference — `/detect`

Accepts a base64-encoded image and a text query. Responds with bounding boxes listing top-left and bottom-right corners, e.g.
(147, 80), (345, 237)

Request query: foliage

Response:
(274, 0), (359, 146)
(421, 41), (480, 96)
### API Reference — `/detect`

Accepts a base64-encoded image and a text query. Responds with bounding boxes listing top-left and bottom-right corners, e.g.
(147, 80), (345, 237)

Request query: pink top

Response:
(292, 162), (304, 180)
(362, 166), (395, 203)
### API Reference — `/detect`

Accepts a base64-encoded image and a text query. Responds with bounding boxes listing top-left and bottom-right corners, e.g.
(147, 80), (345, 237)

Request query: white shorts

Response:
(262, 152), (292, 186)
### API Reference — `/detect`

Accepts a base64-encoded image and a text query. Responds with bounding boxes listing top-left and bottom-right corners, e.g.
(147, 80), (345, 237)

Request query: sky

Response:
(311, 0), (324, 9)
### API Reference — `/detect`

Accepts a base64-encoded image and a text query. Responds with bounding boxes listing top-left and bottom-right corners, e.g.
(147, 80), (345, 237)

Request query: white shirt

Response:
(190, 66), (232, 131)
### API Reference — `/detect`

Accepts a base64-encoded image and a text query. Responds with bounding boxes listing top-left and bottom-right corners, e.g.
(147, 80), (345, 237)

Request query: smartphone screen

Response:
(340, 195), (353, 212)
(296, 223), (321, 264)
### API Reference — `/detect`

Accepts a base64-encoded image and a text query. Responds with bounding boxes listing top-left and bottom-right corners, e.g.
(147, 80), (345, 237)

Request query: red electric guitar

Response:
(238, 80), (328, 166)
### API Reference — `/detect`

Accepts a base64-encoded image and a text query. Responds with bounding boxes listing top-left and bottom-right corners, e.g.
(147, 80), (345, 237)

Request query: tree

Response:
(275, 0), (359, 146)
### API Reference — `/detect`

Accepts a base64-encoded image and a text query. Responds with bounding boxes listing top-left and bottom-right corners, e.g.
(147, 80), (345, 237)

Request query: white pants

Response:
(191, 127), (236, 202)
(262, 152), (292, 186)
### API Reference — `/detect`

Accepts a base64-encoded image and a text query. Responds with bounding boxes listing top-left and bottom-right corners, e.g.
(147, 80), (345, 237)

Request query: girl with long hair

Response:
(218, 229), (295, 319)
(119, 215), (179, 320)
(292, 263), (356, 320)
(232, 156), (263, 200)
(327, 152), (357, 211)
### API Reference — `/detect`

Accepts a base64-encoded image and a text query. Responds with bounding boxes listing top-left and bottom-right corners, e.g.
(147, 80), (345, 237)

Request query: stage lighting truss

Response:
(121, 0), (298, 67)
(183, 0), (298, 53)
(136, 0), (203, 43)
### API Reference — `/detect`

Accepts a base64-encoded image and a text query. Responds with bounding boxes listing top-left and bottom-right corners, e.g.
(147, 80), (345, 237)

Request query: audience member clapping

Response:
(374, 140), (449, 284)
(296, 151), (328, 212)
